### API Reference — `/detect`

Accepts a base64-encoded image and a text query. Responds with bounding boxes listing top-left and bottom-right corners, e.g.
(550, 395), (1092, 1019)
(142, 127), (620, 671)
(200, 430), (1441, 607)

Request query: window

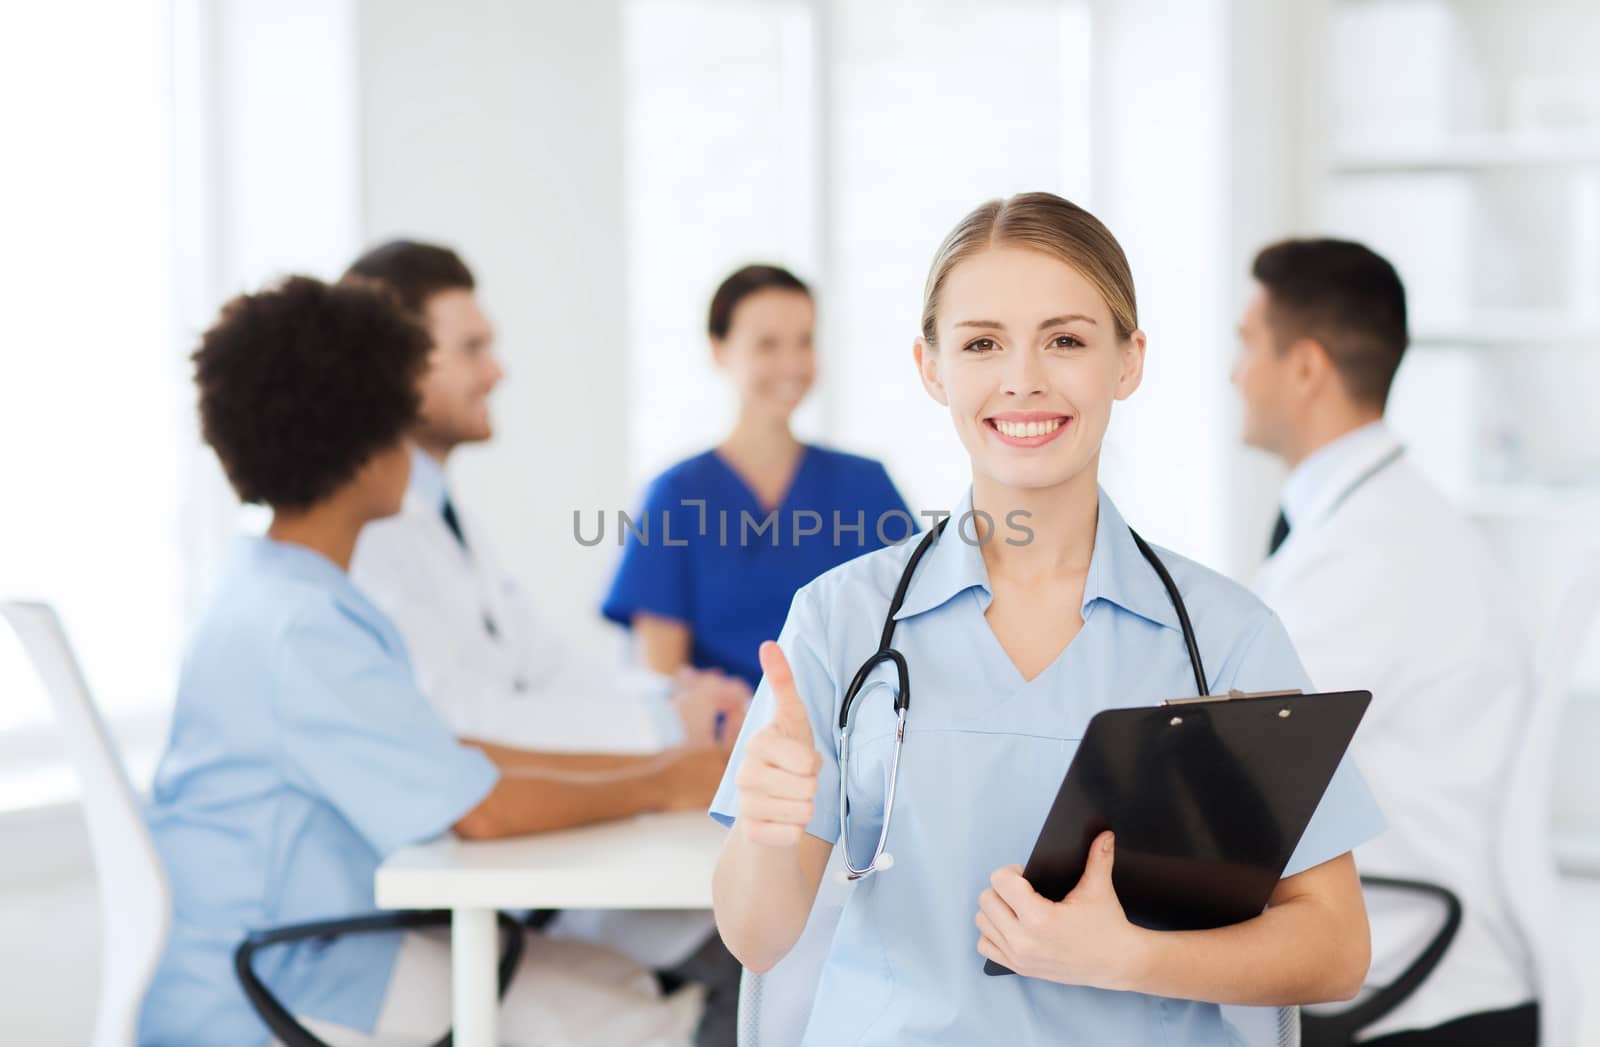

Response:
(826, 0), (1093, 509)
(623, 0), (822, 479)
(0, 0), (363, 810)
(0, 0), (182, 808)
(623, 0), (1093, 512)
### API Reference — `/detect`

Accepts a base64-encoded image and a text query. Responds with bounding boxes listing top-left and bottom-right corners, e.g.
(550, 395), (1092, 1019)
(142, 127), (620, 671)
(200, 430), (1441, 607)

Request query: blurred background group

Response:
(2, 0), (1598, 1043)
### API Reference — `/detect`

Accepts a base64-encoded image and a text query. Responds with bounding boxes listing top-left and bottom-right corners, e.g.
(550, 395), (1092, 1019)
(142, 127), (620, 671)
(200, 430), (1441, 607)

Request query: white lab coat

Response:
(351, 463), (681, 753)
(1252, 423), (1536, 1039)
(351, 451), (710, 968)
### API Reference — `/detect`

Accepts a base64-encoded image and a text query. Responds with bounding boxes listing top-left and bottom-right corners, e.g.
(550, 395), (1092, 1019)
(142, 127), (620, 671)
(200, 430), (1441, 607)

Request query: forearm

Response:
(1128, 893), (1368, 1005)
(453, 742), (673, 837)
(712, 828), (825, 973)
(634, 613), (691, 676)
(463, 739), (667, 773)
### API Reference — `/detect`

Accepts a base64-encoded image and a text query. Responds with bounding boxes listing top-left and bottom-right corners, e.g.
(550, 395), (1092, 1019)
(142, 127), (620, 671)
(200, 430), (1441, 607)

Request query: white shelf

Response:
(1458, 483), (1600, 522)
(1412, 312), (1600, 347)
(1331, 134), (1600, 174)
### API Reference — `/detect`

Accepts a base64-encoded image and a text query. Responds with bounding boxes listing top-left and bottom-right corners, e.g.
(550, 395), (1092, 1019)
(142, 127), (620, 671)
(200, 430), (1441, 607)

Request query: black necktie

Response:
(441, 497), (497, 637)
(1267, 509), (1290, 557)
(440, 497), (467, 550)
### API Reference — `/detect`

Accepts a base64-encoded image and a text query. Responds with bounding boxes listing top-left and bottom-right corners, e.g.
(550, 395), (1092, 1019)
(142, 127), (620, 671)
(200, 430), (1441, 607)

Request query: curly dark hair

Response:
(193, 275), (432, 510)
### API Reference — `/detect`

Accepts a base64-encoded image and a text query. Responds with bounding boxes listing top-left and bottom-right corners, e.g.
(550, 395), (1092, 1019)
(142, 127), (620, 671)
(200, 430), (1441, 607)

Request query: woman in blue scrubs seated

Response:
(138, 276), (725, 1047)
(602, 265), (912, 690)
(709, 194), (1385, 1045)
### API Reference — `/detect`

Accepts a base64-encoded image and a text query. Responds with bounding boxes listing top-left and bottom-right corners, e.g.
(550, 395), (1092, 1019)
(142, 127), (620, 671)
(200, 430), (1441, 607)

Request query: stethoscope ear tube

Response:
(839, 648), (910, 727)
(837, 519), (944, 729)
(1128, 528), (1208, 696)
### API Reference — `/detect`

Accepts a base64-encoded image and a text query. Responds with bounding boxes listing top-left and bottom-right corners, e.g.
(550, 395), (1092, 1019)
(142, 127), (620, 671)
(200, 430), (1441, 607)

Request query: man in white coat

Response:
(345, 241), (750, 1045)
(1231, 238), (1538, 1046)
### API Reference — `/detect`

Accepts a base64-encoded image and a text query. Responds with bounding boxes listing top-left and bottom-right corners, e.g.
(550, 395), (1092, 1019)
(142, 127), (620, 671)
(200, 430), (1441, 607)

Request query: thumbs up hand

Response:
(733, 641), (824, 848)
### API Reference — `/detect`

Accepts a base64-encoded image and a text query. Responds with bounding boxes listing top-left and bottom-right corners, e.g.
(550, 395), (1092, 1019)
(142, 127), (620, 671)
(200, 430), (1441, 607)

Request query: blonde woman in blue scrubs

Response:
(709, 193), (1383, 1045)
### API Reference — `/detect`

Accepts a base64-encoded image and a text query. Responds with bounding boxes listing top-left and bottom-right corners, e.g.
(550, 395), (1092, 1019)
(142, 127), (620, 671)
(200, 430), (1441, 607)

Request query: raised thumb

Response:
(760, 641), (813, 742)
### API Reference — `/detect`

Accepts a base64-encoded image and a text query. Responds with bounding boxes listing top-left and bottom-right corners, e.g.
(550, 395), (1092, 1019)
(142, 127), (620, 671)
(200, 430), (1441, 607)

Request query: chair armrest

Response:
(1301, 876), (1462, 1047)
(234, 910), (526, 1047)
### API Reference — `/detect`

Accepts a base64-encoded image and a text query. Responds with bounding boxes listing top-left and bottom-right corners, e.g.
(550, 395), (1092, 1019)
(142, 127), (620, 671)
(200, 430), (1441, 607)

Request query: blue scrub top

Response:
(138, 537), (499, 1047)
(711, 488), (1386, 1047)
(602, 444), (912, 688)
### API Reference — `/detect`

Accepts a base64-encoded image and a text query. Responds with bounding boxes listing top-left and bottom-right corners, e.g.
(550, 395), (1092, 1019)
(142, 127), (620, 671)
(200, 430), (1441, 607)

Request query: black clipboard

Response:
(984, 688), (1370, 976)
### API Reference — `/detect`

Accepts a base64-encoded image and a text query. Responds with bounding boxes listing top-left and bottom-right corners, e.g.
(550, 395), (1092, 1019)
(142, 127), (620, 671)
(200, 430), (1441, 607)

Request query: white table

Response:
(376, 811), (727, 1047)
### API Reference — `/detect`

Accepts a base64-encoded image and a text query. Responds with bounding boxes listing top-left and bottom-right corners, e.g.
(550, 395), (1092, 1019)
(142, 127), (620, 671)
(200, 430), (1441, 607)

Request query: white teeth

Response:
(994, 418), (1063, 439)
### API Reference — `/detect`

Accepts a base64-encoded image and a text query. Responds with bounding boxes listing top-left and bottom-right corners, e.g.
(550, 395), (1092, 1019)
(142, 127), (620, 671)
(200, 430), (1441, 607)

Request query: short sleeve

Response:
(601, 470), (695, 628)
(1215, 608), (1387, 879)
(709, 585), (841, 843)
(275, 611), (499, 856)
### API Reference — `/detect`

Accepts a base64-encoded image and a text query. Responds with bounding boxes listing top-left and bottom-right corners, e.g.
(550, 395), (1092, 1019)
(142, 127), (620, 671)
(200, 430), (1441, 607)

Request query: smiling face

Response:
(713, 288), (817, 423)
(916, 246), (1145, 493)
(414, 288), (503, 453)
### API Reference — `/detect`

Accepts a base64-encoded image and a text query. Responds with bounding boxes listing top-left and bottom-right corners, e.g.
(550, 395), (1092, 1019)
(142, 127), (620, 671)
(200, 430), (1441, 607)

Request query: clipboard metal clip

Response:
(1161, 688), (1304, 707)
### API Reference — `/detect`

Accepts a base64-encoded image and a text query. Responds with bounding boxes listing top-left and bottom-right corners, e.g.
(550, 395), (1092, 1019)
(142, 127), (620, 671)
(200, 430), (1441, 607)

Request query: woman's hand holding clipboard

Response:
(981, 688), (1371, 978)
(976, 829), (1154, 989)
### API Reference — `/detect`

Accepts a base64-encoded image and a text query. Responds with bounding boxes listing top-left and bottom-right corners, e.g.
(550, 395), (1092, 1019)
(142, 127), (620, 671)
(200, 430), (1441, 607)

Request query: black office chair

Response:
(235, 909), (526, 1047)
(1300, 876), (1462, 1047)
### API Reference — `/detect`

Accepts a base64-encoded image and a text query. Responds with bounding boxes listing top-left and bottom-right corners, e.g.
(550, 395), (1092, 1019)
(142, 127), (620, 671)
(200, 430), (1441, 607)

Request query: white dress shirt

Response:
(1253, 422), (1536, 1039)
(351, 449), (683, 753)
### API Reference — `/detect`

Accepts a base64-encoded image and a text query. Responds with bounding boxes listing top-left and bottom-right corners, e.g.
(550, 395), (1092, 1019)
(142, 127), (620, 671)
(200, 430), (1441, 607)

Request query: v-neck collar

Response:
(893, 486), (1186, 689)
(894, 487), (1182, 631)
(709, 443), (813, 514)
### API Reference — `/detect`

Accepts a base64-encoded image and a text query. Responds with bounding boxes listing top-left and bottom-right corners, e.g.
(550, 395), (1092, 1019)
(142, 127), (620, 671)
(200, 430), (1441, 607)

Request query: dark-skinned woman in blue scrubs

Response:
(602, 265), (912, 691)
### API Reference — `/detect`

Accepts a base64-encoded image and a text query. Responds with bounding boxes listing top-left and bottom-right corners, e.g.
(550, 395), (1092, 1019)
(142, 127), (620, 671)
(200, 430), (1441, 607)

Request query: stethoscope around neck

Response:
(835, 515), (1210, 882)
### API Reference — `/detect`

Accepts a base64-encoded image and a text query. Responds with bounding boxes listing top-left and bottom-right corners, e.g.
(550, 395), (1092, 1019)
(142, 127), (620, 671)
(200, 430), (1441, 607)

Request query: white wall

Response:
(1220, 0), (1314, 576)
(180, 0), (367, 619)
(1089, 0), (1236, 566)
(356, 0), (630, 650)
(1087, 0), (1383, 580)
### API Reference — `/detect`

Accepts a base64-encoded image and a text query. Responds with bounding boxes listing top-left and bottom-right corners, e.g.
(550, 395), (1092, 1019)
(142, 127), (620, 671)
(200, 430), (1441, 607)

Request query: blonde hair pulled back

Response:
(920, 193), (1137, 345)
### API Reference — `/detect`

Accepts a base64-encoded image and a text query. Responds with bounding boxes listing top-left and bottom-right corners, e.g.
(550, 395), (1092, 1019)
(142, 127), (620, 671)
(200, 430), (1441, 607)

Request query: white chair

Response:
(736, 847), (1300, 1046)
(2, 601), (172, 1047)
(1497, 554), (1600, 1047)
(4, 600), (524, 1047)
